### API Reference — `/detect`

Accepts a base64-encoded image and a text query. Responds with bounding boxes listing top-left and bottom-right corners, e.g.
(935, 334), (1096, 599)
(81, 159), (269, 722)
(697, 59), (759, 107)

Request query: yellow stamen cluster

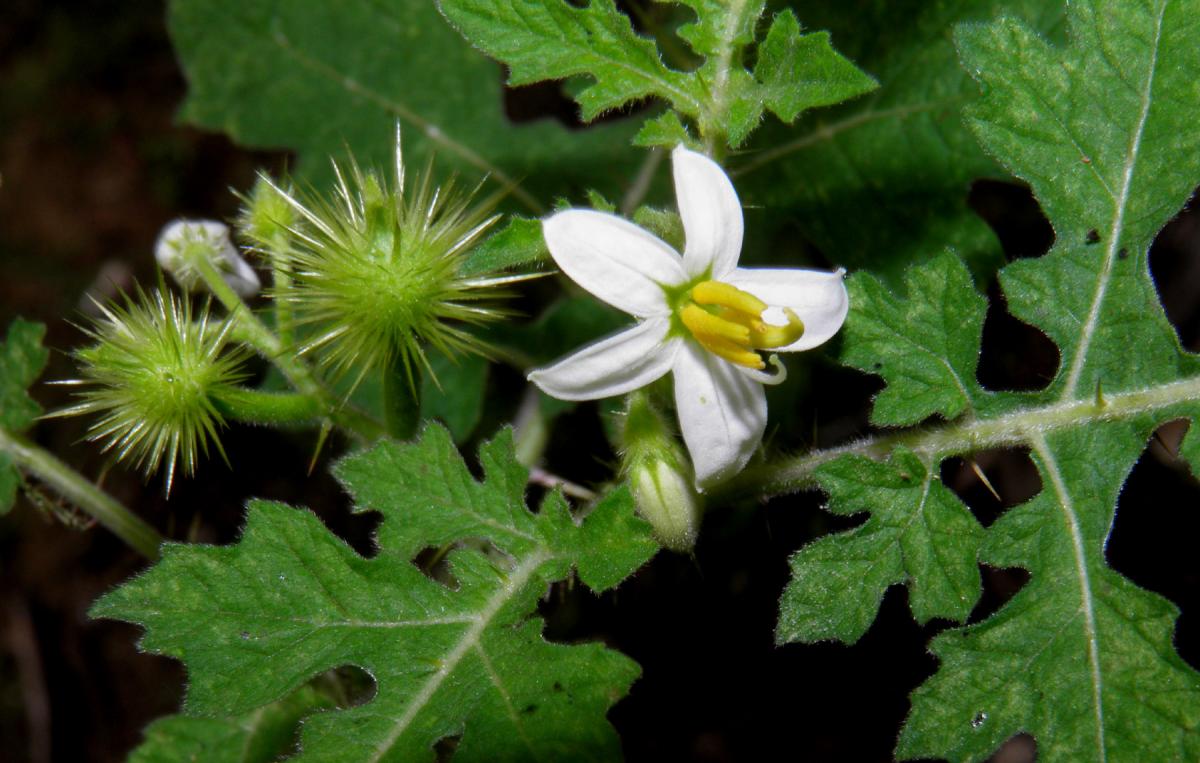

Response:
(680, 280), (805, 369)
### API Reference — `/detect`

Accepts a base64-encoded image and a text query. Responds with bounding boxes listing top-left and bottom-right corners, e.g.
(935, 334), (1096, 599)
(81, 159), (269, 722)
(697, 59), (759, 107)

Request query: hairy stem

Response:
(211, 387), (324, 426)
(0, 428), (161, 560)
(382, 358), (421, 441)
(193, 256), (384, 441)
(721, 374), (1200, 501)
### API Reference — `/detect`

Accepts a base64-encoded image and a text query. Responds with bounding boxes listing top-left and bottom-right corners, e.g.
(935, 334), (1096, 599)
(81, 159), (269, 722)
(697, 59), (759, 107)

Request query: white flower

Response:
(528, 146), (849, 488)
(155, 219), (261, 298)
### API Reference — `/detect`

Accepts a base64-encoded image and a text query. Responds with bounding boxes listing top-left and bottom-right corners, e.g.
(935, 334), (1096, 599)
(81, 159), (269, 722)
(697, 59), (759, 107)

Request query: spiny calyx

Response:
(680, 280), (804, 369)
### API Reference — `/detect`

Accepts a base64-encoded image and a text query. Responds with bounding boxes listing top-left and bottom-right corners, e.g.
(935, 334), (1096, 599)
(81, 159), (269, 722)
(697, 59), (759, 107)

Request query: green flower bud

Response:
(261, 131), (529, 387)
(49, 287), (249, 492)
(238, 175), (298, 254)
(622, 391), (703, 551)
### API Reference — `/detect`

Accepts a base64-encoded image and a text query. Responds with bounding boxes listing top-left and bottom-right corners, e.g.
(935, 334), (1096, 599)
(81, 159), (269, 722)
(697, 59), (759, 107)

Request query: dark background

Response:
(1, 2), (1198, 762)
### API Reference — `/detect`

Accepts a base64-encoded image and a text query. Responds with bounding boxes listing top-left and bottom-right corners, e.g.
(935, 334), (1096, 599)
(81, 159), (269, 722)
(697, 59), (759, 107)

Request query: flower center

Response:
(678, 280), (805, 369)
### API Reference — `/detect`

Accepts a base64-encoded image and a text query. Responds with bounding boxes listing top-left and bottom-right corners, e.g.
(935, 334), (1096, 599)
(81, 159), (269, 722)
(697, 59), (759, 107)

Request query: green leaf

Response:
(94, 425), (656, 761)
(437, 0), (703, 122)
(0, 319), (48, 514)
(898, 424), (1200, 762)
(960, 2), (1200, 399)
(778, 449), (983, 644)
(439, 0), (874, 148)
(167, 0), (638, 210)
(128, 687), (333, 763)
(771, 1), (1200, 758)
(732, 0), (1064, 282)
(840, 251), (989, 427)
(0, 318), (48, 432)
(753, 10), (878, 124)
(460, 217), (547, 278)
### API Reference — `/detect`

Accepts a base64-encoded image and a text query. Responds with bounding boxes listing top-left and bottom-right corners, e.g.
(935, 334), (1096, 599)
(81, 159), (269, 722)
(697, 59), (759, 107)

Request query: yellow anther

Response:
(715, 307), (765, 334)
(694, 335), (766, 369)
(680, 304), (751, 345)
(750, 308), (805, 349)
(691, 280), (767, 319)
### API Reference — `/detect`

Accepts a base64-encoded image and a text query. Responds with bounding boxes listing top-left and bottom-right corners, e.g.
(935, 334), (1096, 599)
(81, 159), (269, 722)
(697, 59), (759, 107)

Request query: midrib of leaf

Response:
(1030, 431), (1106, 762)
(267, 21), (544, 214)
(726, 372), (1200, 499)
(1060, 0), (1166, 401)
(728, 99), (961, 177)
(367, 549), (552, 763)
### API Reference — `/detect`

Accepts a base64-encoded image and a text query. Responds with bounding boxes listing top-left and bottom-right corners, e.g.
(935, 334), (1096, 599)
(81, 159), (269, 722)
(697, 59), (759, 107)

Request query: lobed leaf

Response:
(778, 0), (1200, 759)
(840, 251), (989, 427)
(95, 425), (657, 762)
(778, 449), (983, 645)
(439, 0), (874, 148)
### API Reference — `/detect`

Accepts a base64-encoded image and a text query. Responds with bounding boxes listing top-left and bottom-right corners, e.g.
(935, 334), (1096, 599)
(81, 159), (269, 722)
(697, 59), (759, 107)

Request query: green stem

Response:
(192, 256), (384, 441)
(717, 374), (1200, 502)
(382, 358), (421, 440)
(268, 235), (296, 350)
(0, 428), (162, 560)
(211, 387), (323, 426)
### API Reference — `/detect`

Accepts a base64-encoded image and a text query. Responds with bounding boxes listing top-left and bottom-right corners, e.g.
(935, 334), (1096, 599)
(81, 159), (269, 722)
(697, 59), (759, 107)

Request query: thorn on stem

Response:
(969, 460), (1002, 502)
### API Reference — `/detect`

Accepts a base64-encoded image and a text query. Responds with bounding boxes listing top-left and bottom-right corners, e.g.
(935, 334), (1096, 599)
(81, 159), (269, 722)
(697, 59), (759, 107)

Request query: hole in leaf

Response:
(968, 180), (1055, 260)
(1148, 187), (1200, 351)
(310, 664), (377, 709)
(976, 281), (1060, 392)
(940, 446), (1042, 527)
(968, 566), (1030, 626)
(504, 77), (585, 128)
(988, 733), (1037, 763)
(1107, 419), (1200, 670)
(434, 732), (461, 762)
(412, 545), (460, 589)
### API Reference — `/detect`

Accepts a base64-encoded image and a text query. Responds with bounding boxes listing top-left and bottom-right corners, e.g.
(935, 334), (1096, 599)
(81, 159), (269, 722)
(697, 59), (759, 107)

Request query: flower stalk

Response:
(190, 253), (384, 442)
(0, 428), (161, 560)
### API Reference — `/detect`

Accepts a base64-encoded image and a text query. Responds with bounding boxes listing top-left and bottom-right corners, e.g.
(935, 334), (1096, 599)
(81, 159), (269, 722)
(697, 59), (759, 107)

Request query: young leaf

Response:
(0, 319), (48, 513)
(94, 425), (657, 761)
(753, 10), (879, 124)
(460, 217), (548, 277)
(168, 0), (638, 208)
(438, 0), (874, 149)
(435, 0), (704, 122)
(777, 448), (983, 645)
(128, 687), (333, 763)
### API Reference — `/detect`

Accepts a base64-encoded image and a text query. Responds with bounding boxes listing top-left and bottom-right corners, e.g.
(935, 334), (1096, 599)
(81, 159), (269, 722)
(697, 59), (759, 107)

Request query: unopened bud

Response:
(630, 456), (702, 552)
(622, 391), (703, 551)
(240, 176), (298, 252)
(155, 219), (261, 297)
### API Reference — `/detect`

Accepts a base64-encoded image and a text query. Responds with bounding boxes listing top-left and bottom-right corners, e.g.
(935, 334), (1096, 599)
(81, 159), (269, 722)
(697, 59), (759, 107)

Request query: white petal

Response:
(543, 210), (685, 317)
(672, 342), (766, 488)
(528, 317), (679, 401)
(726, 267), (849, 351)
(673, 145), (744, 280)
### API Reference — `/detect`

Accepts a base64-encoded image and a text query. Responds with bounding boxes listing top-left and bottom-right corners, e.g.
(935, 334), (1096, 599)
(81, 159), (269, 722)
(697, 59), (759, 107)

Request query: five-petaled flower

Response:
(528, 145), (849, 488)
